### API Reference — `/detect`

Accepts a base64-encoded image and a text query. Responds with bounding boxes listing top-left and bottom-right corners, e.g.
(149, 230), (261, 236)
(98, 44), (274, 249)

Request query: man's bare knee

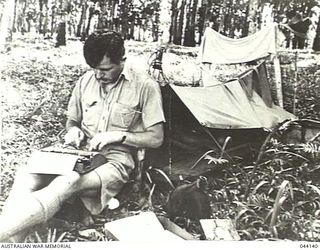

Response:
(76, 170), (101, 191)
(48, 171), (81, 192)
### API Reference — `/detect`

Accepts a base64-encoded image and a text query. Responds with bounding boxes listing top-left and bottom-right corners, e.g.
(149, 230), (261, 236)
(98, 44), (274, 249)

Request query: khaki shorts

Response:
(80, 160), (131, 215)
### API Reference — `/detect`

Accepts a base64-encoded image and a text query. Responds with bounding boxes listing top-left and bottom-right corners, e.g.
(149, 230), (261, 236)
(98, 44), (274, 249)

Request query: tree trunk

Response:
(0, 0), (16, 52)
(183, 0), (198, 46)
(197, 0), (213, 45)
(17, 0), (28, 34)
(218, 0), (227, 33)
(152, 8), (160, 41)
(55, 0), (68, 47)
(98, 0), (107, 29)
(55, 21), (66, 46)
(170, 0), (179, 43)
(110, 0), (116, 30)
(42, 1), (49, 36)
(39, 0), (44, 34)
(51, 0), (56, 36)
(120, 0), (129, 38)
(197, 4), (206, 45)
(173, 0), (186, 45)
(77, 0), (87, 38)
(247, 0), (260, 35)
(12, 0), (18, 32)
(85, 2), (94, 37)
(313, 14), (320, 51)
(159, 0), (171, 43)
(183, 0), (192, 46)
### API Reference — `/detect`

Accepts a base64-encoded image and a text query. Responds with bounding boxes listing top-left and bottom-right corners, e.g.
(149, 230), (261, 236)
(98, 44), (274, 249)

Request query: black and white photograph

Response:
(1, 0), (320, 249)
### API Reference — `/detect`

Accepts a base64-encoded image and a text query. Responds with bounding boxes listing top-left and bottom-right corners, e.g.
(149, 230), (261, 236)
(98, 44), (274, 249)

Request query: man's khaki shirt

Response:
(67, 59), (165, 169)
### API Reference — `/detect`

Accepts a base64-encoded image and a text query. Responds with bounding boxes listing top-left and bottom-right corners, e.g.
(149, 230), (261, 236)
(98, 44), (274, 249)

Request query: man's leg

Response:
(0, 170), (55, 242)
(0, 171), (82, 242)
(78, 162), (130, 216)
(2, 171), (54, 214)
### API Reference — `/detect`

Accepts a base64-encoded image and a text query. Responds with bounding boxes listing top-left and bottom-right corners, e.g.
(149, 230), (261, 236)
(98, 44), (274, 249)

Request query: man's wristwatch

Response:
(120, 134), (127, 144)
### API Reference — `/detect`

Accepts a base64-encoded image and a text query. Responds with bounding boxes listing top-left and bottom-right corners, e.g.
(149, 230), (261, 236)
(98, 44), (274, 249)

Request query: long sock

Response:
(0, 190), (61, 242)
(0, 172), (80, 242)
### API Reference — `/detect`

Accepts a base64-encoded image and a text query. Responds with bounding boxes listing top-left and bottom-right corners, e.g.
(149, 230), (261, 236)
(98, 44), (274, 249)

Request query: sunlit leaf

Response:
(307, 184), (320, 196)
(150, 168), (175, 189)
(270, 180), (292, 236)
(238, 230), (254, 240)
(252, 180), (269, 194)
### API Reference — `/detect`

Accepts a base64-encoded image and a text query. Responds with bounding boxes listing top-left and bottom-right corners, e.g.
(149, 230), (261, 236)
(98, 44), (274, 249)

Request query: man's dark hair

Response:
(83, 30), (125, 68)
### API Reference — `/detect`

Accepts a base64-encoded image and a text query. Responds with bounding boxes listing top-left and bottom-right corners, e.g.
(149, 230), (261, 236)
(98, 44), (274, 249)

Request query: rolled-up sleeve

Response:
(141, 79), (166, 129)
(67, 78), (82, 123)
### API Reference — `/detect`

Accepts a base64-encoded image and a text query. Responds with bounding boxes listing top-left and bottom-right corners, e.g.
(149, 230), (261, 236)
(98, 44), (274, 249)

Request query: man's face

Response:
(93, 55), (124, 85)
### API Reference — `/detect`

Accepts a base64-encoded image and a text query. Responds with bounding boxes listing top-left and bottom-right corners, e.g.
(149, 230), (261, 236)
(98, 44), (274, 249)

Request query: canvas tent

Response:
(170, 80), (294, 129)
(149, 25), (295, 181)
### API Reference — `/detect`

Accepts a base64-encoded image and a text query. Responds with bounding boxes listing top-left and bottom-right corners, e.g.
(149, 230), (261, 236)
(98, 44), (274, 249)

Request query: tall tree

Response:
(0, 0), (16, 52)
(159, 0), (171, 43)
(170, 0), (179, 43)
(15, 0), (28, 34)
(77, 0), (88, 39)
(119, 0), (129, 38)
(197, 0), (210, 44)
(183, 0), (198, 46)
(172, 0), (186, 45)
(247, 0), (260, 35)
(55, 0), (69, 46)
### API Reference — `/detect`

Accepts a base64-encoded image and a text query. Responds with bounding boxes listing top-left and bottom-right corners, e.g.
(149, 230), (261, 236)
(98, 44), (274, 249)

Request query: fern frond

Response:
(248, 193), (271, 208)
(278, 119), (295, 132)
(204, 155), (229, 165)
(302, 143), (320, 157)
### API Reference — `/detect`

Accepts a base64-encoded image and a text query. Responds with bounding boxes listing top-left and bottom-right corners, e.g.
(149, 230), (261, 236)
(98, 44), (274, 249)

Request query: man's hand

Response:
(89, 131), (125, 151)
(64, 127), (85, 148)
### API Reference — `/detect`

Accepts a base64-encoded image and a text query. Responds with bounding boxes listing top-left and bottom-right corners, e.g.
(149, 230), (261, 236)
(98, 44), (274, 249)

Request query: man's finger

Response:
(98, 142), (104, 151)
(75, 130), (85, 148)
(73, 131), (80, 148)
(64, 134), (74, 146)
(89, 138), (98, 151)
(90, 143), (98, 151)
(79, 131), (85, 141)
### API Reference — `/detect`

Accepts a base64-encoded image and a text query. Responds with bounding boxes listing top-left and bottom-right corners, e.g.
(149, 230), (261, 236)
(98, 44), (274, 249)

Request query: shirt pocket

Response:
(110, 102), (140, 130)
(82, 99), (99, 127)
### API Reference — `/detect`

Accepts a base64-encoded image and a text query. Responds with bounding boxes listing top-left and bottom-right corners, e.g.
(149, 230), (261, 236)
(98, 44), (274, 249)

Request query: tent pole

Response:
(273, 55), (283, 107)
(168, 87), (172, 175)
(274, 26), (283, 107)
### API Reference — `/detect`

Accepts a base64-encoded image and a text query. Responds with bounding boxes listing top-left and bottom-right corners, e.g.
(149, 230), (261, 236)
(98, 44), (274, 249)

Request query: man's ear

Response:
(119, 56), (126, 67)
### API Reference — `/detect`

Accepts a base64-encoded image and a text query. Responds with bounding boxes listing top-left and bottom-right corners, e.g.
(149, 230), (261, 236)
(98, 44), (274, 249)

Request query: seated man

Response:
(0, 30), (165, 242)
